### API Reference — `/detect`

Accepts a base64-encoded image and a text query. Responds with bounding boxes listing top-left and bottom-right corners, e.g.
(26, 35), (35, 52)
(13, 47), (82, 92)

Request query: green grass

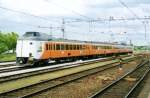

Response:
(0, 53), (16, 62)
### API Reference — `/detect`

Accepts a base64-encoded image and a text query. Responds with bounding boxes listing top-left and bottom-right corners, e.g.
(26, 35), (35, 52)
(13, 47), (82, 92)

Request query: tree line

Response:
(0, 32), (18, 54)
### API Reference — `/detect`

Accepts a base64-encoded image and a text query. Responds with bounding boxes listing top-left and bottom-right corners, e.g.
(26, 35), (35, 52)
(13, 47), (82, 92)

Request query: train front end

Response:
(16, 32), (44, 65)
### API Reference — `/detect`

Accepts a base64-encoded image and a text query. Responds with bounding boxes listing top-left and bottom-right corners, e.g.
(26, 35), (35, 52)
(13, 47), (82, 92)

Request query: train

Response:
(16, 32), (133, 66)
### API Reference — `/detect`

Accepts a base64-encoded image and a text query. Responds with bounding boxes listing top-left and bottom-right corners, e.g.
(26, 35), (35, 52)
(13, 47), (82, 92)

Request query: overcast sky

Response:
(0, 0), (150, 45)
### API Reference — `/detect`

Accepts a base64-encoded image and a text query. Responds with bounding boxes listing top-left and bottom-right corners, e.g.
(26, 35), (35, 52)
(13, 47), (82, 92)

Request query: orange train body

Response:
(41, 41), (132, 60)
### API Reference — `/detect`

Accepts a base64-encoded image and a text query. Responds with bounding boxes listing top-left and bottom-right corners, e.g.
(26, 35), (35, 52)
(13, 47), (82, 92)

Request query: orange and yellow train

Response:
(16, 32), (132, 65)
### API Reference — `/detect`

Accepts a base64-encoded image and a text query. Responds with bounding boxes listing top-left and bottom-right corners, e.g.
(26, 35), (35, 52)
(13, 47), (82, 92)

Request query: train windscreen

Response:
(23, 32), (40, 37)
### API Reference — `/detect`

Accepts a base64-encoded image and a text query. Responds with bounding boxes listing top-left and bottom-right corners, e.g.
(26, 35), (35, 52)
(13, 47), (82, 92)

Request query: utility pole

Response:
(49, 24), (52, 38)
(142, 19), (149, 40)
(109, 16), (113, 42)
(61, 18), (65, 39)
(88, 20), (92, 33)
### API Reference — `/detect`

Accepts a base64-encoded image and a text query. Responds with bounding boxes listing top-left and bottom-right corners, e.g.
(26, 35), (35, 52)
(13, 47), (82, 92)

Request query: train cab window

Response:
(46, 44), (48, 50)
(23, 32), (40, 37)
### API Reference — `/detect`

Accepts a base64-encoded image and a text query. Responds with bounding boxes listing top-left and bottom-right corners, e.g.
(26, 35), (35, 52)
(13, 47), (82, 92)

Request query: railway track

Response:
(0, 66), (26, 73)
(0, 54), (135, 75)
(0, 56), (139, 98)
(89, 60), (150, 98)
(0, 54), (132, 68)
(0, 55), (135, 80)
(127, 62), (150, 98)
(0, 57), (113, 74)
(0, 57), (113, 79)
(0, 63), (16, 68)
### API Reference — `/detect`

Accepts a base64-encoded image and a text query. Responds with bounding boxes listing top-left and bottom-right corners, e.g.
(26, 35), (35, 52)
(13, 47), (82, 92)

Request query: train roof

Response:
(19, 31), (132, 47)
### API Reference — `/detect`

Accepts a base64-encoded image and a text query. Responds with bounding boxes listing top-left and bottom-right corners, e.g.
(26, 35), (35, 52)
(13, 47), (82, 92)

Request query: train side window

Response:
(51, 44), (53, 50)
(96, 46), (98, 49)
(70, 45), (72, 50)
(53, 44), (56, 50)
(50, 44), (52, 50)
(46, 44), (48, 50)
(103, 46), (106, 49)
(77, 45), (79, 50)
(49, 44), (50, 50)
(109, 46), (112, 49)
(73, 45), (76, 50)
(66, 44), (69, 50)
(72, 45), (74, 50)
(93, 45), (95, 49)
(69, 45), (71, 50)
(76, 45), (77, 50)
(71, 45), (73, 50)
(68, 45), (70, 50)
(80, 45), (82, 50)
(76, 45), (78, 50)
(92, 45), (95, 49)
(49, 44), (52, 50)
(73, 45), (75, 50)
(82, 45), (85, 50)
(48, 44), (49, 50)
(56, 44), (60, 50)
(61, 44), (64, 50)
(84, 45), (87, 49)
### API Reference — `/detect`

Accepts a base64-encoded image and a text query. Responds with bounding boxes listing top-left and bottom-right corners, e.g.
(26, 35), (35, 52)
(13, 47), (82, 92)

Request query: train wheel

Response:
(16, 58), (28, 64)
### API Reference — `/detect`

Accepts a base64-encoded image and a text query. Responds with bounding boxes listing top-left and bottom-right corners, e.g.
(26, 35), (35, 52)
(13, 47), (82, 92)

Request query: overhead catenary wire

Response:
(117, 0), (149, 41)
(0, 6), (60, 23)
(0, 2), (94, 37)
(0, 0), (149, 41)
(0, 19), (40, 27)
(117, 0), (140, 20)
(44, 0), (92, 20)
